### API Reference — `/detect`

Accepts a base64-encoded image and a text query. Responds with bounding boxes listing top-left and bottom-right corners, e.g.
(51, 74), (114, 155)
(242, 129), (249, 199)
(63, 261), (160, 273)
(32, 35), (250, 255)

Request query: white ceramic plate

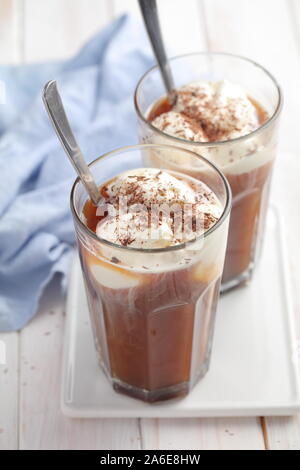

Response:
(61, 207), (300, 417)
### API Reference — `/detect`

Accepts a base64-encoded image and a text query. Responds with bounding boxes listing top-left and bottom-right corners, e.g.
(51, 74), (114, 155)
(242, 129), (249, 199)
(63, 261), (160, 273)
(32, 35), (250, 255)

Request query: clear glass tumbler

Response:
(134, 53), (282, 291)
(70, 144), (231, 402)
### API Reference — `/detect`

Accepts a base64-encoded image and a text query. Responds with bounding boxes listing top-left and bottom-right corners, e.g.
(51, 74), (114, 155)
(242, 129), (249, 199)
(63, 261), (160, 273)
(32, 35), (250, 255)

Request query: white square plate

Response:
(61, 207), (300, 417)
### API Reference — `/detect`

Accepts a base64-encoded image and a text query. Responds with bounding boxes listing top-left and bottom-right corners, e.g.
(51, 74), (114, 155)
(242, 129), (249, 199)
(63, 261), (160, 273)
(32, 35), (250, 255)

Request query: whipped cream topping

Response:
(152, 80), (260, 142)
(95, 168), (222, 249)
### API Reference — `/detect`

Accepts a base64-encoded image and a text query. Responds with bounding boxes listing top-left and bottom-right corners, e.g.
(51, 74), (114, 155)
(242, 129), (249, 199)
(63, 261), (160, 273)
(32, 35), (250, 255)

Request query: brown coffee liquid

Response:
(148, 95), (271, 285)
(82, 185), (109, 232)
(222, 161), (273, 283)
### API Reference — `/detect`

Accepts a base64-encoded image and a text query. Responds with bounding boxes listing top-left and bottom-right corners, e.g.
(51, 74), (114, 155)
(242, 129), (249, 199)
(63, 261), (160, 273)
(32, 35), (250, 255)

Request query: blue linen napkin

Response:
(0, 15), (153, 331)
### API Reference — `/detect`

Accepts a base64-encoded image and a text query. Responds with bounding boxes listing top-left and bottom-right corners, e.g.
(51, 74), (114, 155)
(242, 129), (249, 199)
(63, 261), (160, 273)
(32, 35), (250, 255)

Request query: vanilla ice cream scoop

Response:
(96, 168), (222, 249)
(152, 80), (260, 142)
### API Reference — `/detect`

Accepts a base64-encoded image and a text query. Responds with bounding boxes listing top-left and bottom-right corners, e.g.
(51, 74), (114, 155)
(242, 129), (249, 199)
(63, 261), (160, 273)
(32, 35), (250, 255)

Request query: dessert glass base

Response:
(111, 363), (210, 403)
(220, 264), (253, 293)
(98, 319), (213, 403)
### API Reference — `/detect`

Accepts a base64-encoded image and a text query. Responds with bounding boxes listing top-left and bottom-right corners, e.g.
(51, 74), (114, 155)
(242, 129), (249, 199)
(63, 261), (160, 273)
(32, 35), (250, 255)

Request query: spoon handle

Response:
(43, 80), (100, 205)
(138, 0), (176, 103)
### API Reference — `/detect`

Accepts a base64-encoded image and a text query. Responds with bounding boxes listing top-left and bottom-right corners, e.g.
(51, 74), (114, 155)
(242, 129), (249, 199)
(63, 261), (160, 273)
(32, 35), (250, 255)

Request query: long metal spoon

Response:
(138, 0), (176, 105)
(43, 80), (100, 205)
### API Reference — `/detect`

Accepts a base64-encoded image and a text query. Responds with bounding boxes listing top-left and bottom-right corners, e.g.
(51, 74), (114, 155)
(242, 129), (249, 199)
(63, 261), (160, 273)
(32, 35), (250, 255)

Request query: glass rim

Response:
(134, 51), (283, 147)
(70, 143), (232, 254)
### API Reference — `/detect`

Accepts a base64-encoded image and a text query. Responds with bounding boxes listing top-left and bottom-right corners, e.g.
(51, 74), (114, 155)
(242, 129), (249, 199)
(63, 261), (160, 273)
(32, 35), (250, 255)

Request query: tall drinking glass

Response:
(134, 53), (282, 291)
(70, 144), (231, 402)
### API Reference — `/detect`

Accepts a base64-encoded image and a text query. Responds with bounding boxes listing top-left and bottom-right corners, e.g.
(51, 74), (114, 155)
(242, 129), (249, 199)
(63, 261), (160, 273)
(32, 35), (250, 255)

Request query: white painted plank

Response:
(203, 0), (300, 450)
(141, 417), (265, 450)
(203, 0), (300, 153)
(23, 0), (113, 61)
(156, 0), (206, 55)
(263, 415), (300, 450)
(0, 332), (19, 450)
(112, 0), (141, 19)
(0, 0), (20, 64)
(19, 276), (142, 450)
(113, 0), (207, 55)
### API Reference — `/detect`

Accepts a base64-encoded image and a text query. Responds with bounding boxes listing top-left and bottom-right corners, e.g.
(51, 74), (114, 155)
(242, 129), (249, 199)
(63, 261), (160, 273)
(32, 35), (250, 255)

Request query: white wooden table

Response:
(1, 0), (300, 450)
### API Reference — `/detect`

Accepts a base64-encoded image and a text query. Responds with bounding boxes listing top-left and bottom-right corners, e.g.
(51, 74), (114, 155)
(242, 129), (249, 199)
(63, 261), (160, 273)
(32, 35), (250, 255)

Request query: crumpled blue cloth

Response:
(0, 15), (153, 331)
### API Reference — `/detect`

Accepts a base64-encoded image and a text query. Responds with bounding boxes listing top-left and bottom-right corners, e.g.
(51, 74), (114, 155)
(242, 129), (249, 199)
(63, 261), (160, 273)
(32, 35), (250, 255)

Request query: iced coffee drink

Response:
(135, 53), (282, 291)
(70, 144), (231, 402)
